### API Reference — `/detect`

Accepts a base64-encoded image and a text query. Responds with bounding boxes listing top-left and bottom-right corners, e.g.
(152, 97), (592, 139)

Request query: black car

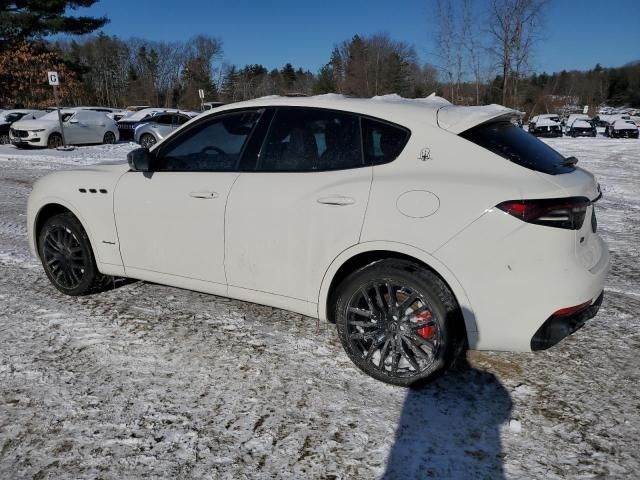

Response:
(527, 115), (563, 137)
(566, 119), (597, 137)
(0, 110), (44, 144)
(605, 120), (639, 139)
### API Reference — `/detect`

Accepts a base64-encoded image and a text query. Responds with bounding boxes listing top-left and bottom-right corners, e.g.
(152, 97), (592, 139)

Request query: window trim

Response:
(150, 107), (265, 173)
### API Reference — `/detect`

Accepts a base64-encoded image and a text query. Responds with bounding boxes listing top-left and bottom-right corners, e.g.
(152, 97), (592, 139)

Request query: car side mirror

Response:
(69, 119), (79, 124)
(127, 147), (153, 172)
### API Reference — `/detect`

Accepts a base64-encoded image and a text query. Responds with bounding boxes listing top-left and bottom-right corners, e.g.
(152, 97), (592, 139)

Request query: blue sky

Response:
(70, 0), (640, 75)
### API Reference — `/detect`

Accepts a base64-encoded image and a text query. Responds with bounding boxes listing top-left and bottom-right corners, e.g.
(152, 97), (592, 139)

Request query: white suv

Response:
(11, 109), (118, 148)
(27, 95), (608, 386)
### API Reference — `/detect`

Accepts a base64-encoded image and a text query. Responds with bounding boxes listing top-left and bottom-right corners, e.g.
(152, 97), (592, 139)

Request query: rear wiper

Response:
(562, 156), (579, 166)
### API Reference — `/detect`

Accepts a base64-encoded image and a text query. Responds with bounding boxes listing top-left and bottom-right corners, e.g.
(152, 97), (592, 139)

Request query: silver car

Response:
(133, 112), (192, 148)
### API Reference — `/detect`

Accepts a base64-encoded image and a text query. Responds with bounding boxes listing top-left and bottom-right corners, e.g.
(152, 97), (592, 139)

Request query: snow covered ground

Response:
(0, 137), (639, 479)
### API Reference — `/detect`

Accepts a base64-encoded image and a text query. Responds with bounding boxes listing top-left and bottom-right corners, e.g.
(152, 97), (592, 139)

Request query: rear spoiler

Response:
(437, 104), (522, 134)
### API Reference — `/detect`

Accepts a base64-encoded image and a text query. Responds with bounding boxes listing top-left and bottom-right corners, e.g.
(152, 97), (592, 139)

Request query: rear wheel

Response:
(139, 133), (156, 148)
(47, 133), (63, 149)
(38, 212), (111, 295)
(103, 131), (116, 144)
(334, 259), (463, 386)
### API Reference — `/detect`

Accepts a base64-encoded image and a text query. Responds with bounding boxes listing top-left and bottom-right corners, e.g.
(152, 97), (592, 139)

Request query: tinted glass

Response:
(155, 111), (261, 171)
(177, 114), (190, 125)
(259, 108), (362, 171)
(4, 113), (25, 123)
(155, 114), (173, 125)
(361, 118), (410, 166)
(461, 122), (574, 175)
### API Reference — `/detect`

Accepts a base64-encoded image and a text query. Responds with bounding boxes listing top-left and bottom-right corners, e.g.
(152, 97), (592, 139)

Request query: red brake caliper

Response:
(416, 311), (435, 339)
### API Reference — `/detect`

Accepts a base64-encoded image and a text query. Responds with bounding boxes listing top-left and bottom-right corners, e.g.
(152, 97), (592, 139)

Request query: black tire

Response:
(0, 133), (9, 144)
(38, 212), (111, 296)
(139, 133), (156, 148)
(103, 131), (116, 144)
(334, 259), (464, 387)
(47, 133), (63, 149)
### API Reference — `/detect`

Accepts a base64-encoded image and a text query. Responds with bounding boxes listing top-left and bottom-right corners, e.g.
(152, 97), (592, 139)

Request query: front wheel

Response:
(103, 131), (116, 144)
(38, 212), (111, 295)
(0, 133), (9, 144)
(47, 133), (63, 149)
(333, 259), (463, 386)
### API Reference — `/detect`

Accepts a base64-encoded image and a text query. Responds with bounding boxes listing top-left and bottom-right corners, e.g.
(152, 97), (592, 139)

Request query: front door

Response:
(114, 109), (263, 289)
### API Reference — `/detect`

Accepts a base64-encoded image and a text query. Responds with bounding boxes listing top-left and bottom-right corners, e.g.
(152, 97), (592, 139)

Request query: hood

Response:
(572, 120), (592, 129)
(613, 121), (637, 130)
(436, 104), (519, 134)
(535, 118), (561, 127)
(11, 118), (56, 130)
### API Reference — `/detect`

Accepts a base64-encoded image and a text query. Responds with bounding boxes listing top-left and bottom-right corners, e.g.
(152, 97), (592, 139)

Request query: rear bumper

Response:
(530, 291), (604, 351)
(434, 210), (610, 352)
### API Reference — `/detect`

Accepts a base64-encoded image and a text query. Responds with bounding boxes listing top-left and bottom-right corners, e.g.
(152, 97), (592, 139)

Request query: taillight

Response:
(496, 197), (591, 230)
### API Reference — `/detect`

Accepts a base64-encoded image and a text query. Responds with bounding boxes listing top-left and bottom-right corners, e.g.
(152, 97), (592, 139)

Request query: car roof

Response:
(205, 94), (519, 134)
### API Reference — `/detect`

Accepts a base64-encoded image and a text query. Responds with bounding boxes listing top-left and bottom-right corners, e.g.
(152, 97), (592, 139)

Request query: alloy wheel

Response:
(41, 225), (88, 290)
(344, 281), (441, 379)
(140, 134), (156, 148)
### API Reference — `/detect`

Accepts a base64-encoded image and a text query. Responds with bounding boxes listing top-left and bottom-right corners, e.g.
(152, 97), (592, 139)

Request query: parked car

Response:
(528, 115), (563, 137)
(27, 95), (608, 386)
(10, 109), (119, 148)
(0, 109), (46, 144)
(117, 108), (181, 141)
(605, 119), (639, 139)
(563, 114), (590, 132)
(134, 112), (193, 148)
(566, 119), (597, 137)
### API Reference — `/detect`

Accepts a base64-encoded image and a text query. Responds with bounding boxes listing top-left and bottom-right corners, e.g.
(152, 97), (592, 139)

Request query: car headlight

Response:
(30, 129), (45, 133)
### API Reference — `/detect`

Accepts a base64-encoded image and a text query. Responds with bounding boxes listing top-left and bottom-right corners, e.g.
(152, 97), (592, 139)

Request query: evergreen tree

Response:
(0, 1), (108, 49)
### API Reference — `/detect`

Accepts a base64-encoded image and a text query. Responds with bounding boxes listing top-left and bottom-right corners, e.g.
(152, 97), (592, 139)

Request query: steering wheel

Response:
(200, 146), (227, 157)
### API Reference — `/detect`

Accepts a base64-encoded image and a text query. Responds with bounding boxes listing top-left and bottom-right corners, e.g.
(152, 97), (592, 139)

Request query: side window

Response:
(259, 108), (362, 171)
(155, 114), (173, 125)
(155, 110), (261, 172)
(176, 114), (190, 125)
(361, 118), (410, 166)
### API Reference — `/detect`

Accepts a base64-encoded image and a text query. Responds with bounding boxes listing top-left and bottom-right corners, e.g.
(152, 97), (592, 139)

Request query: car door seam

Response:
(223, 172), (242, 286)
(357, 166), (375, 243)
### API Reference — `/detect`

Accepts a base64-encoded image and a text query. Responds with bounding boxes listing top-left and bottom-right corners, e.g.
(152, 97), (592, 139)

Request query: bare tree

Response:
(488, 0), (547, 106)
(461, 0), (484, 104)
(434, 0), (464, 102)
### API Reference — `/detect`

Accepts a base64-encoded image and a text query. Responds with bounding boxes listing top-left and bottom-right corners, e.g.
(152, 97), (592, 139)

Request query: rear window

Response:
(460, 122), (574, 175)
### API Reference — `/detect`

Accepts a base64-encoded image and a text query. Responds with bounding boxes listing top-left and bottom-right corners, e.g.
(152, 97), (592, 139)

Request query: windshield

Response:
(461, 121), (575, 175)
(39, 110), (74, 121)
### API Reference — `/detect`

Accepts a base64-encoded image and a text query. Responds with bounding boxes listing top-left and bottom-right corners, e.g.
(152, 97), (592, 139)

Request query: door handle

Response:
(317, 195), (355, 206)
(189, 191), (218, 199)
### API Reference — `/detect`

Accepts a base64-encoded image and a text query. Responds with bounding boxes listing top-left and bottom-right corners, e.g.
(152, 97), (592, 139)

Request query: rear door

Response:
(225, 107), (372, 304)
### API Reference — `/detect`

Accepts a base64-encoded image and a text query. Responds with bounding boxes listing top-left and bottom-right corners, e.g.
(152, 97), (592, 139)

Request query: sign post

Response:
(48, 71), (67, 149)
(198, 88), (205, 112)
